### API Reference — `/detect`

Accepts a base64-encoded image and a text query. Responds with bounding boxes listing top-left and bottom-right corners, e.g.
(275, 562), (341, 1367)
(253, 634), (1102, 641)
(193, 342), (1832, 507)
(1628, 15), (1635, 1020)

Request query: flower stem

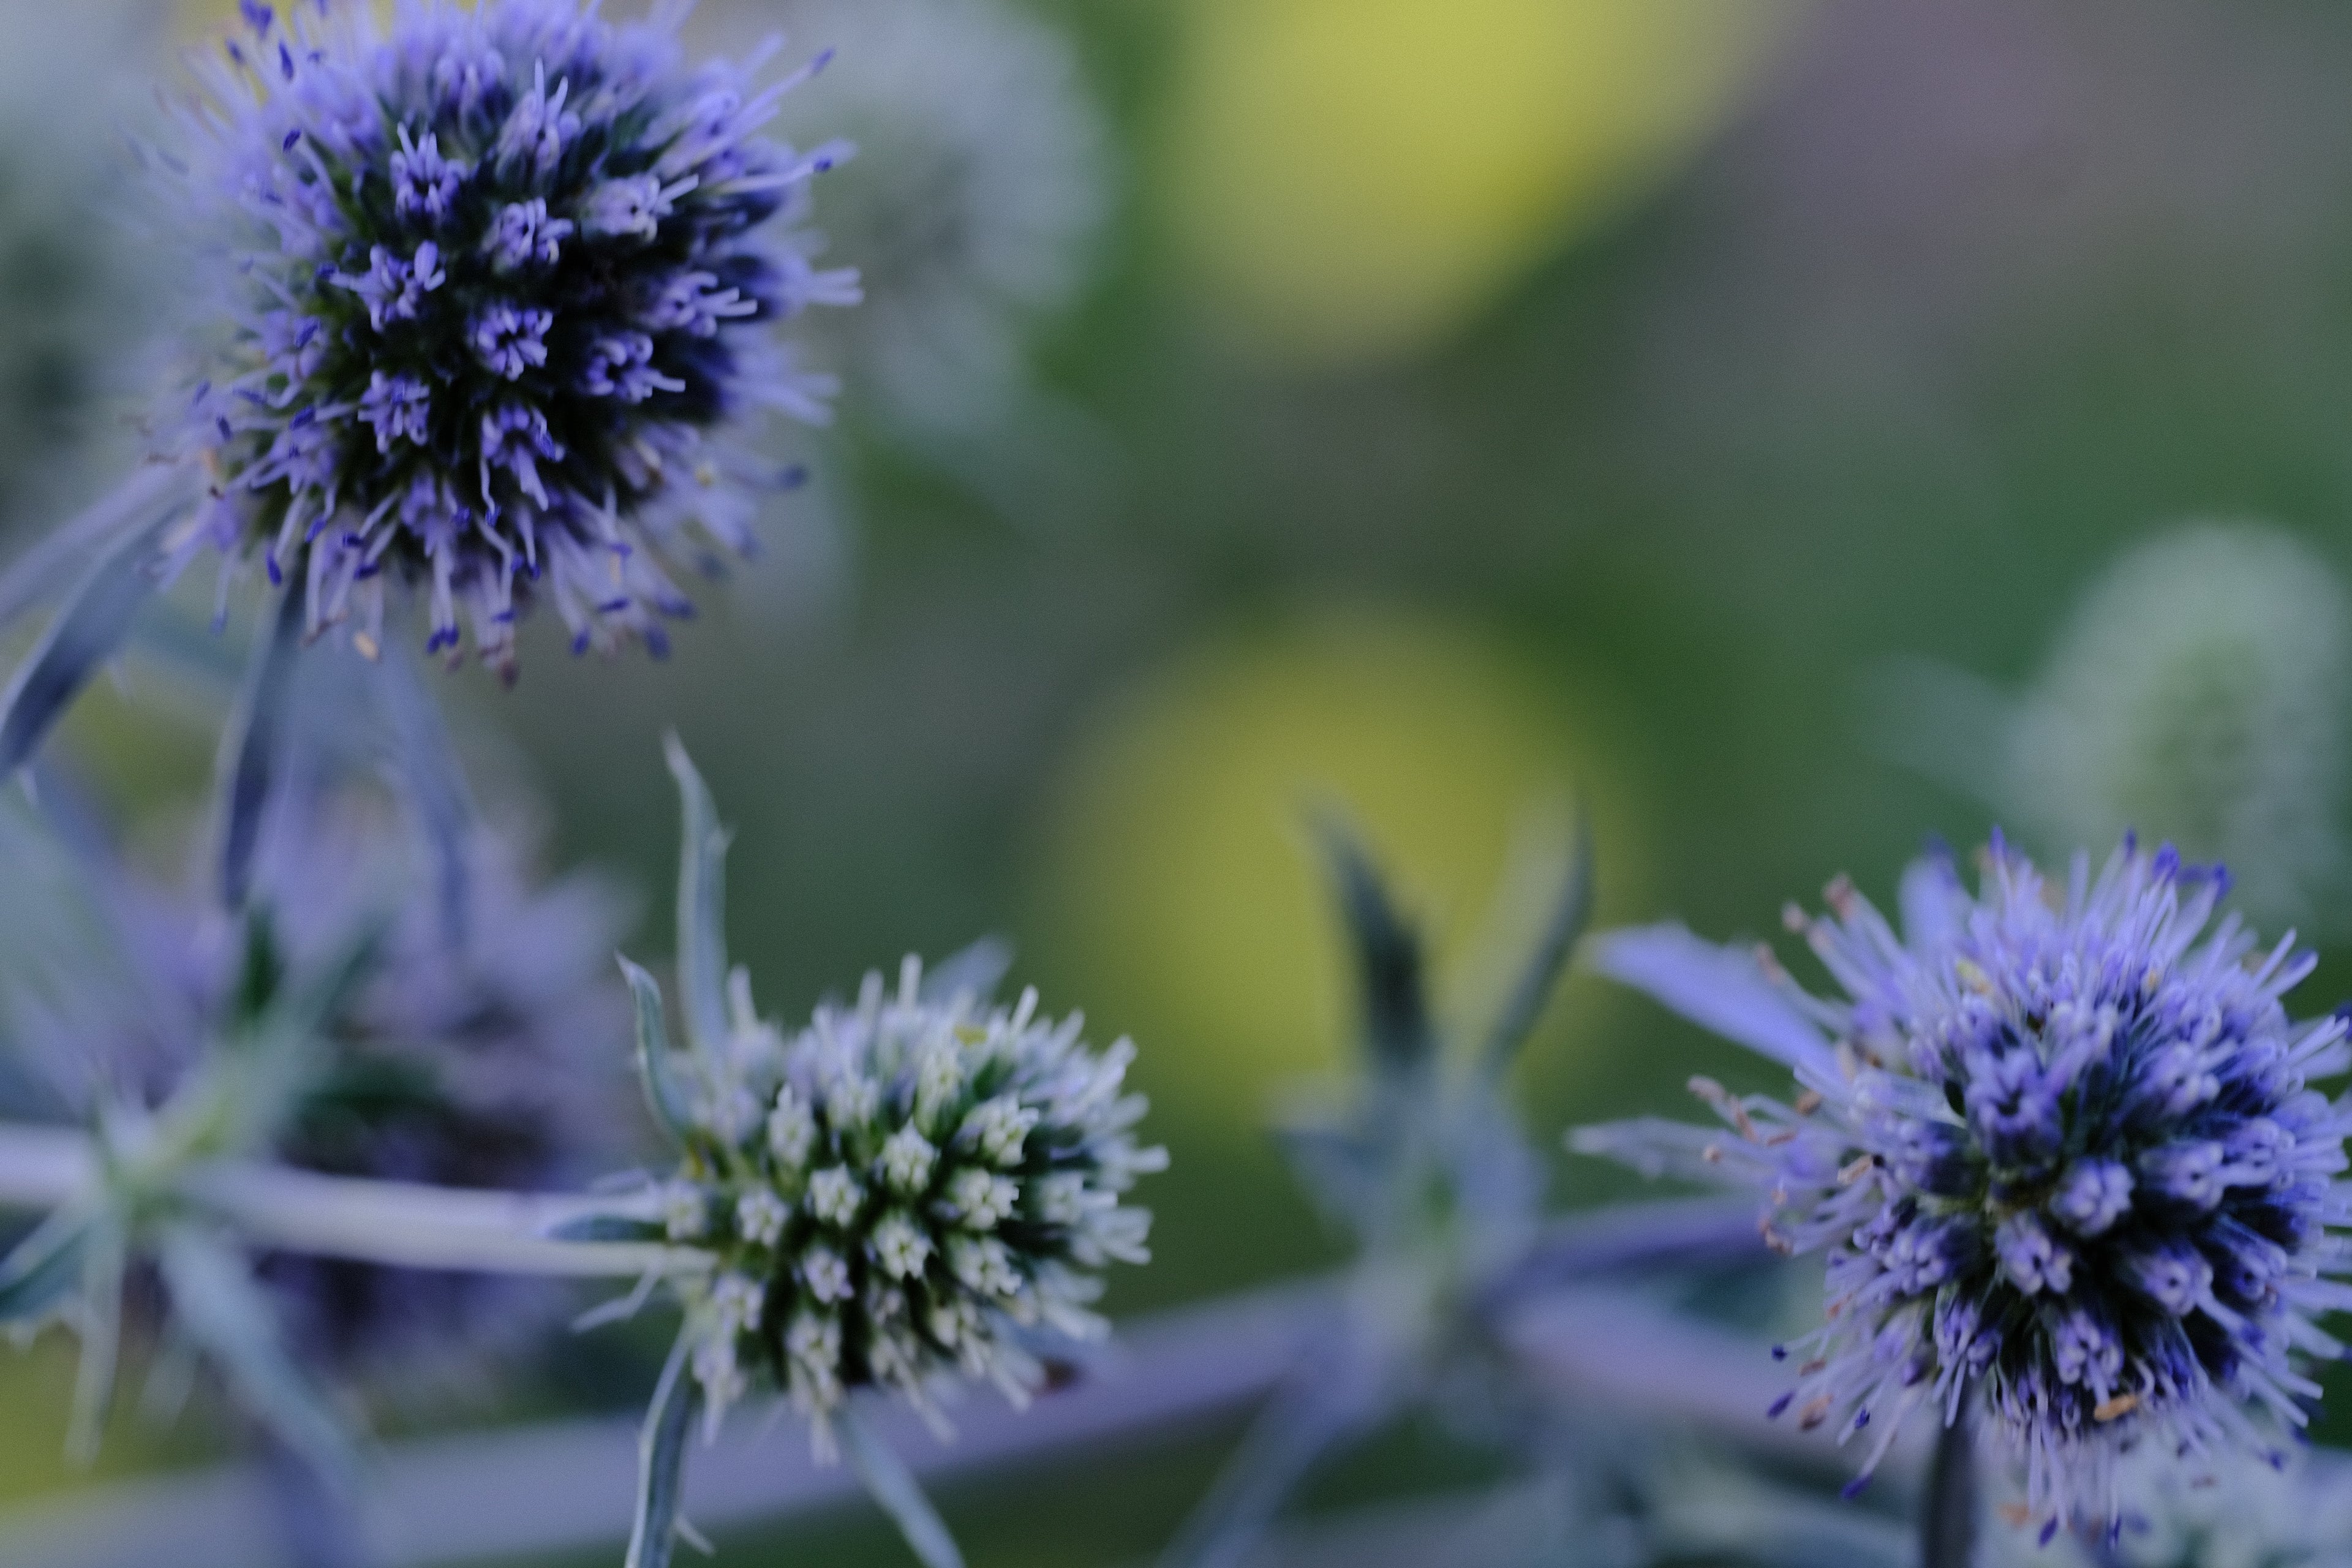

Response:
(1922, 1396), (1979, 1568)
(0, 1120), (708, 1280)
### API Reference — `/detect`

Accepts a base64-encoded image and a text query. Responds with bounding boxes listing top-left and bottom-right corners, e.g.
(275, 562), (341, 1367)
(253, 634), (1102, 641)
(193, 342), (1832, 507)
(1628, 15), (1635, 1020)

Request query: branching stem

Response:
(0, 1121), (709, 1280)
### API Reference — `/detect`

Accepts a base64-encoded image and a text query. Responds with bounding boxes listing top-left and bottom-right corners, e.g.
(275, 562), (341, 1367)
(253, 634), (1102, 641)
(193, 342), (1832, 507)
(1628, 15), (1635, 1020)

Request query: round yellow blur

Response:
(1036, 611), (1639, 1125)
(1161, 0), (1795, 364)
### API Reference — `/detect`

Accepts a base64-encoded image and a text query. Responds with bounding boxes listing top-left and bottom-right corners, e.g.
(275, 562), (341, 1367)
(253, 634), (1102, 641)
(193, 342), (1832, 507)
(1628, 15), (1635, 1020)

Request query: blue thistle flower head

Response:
(164, 0), (857, 674)
(1572, 834), (2352, 1538)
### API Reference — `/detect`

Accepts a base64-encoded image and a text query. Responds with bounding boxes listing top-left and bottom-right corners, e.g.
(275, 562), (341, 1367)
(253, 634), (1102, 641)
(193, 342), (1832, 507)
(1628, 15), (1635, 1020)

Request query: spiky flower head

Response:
(2007, 522), (2352, 932)
(0, 788), (629, 1379)
(617, 742), (1162, 1453)
(1985, 1447), (2352, 1568)
(760, 0), (1112, 434)
(1573, 835), (2352, 1540)
(642, 953), (1163, 1449)
(162, 0), (858, 673)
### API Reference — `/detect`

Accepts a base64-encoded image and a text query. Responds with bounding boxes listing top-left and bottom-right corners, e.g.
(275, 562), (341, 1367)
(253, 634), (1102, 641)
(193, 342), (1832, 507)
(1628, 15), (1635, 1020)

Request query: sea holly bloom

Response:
(161, 0), (859, 674)
(0, 780), (628, 1472)
(766, 0), (1111, 440)
(595, 739), (1163, 1568)
(1572, 835), (2352, 1540)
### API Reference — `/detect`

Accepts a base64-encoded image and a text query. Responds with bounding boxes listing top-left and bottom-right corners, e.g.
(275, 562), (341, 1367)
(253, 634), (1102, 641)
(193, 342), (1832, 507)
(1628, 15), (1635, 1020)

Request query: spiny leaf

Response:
(663, 733), (733, 1062)
(1310, 813), (1432, 1076)
(840, 1404), (967, 1568)
(216, 582), (307, 911)
(1477, 809), (1595, 1082)
(213, 916), (383, 1157)
(919, 937), (1014, 1007)
(64, 1223), (124, 1466)
(0, 1209), (92, 1329)
(625, 1330), (701, 1568)
(0, 518), (166, 777)
(620, 956), (696, 1145)
(1160, 1352), (1392, 1568)
(0, 463), (190, 638)
(157, 1227), (355, 1490)
(541, 1213), (663, 1245)
(377, 636), (475, 949)
(229, 908), (285, 1031)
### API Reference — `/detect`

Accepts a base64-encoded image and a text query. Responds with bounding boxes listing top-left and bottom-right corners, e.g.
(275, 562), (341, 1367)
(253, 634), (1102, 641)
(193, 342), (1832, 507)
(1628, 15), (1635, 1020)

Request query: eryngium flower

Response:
(2007, 523), (2352, 932)
(1, 792), (629, 1378)
(761, 0), (1112, 434)
(1572, 835), (2352, 1539)
(649, 954), (1164, 1447)
(164, 0), (856, 673)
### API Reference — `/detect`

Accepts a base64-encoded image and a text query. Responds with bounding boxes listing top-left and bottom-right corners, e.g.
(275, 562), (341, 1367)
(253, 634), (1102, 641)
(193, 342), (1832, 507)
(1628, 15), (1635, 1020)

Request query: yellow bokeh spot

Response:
(1036, 611), (1640, 1126)
(1161, 0), (1797, 364)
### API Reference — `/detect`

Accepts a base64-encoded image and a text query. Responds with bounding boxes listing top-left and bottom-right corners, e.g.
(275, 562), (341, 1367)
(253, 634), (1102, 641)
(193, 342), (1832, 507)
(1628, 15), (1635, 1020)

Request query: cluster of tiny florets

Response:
(165, 0), (857, 673)
(660, 957), (1163, 1448)
(1577, 836), (2352, 1539)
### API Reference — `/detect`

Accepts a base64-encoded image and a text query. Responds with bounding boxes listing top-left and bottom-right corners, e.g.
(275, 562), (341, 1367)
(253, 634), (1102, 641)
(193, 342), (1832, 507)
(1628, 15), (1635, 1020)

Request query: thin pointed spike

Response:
(917, 937), (1014, 1007)
(1159, 1351), (1389, 1568)
(155, 1228), (355, 1491)
(839, 1404), (967, 1568)
(0, 518), (170, 777)
(0, 463), (192, 635)
(620, 956), (695, 1144)
(63, 1225), (124, 1468)
(1309, 811), (1432, 1076)
(625, 1330), (701, 1568)
(375, 637), (475, 950)
(0, 1209), (96, 1326)
(216, 584), (308, 911)
(1478, 809), (1596, 1082)
(662, 733), (733, 1060)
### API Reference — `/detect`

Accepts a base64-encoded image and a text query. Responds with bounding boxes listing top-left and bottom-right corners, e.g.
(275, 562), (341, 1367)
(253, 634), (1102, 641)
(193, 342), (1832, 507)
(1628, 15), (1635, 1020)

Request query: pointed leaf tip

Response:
(0, 522), (167, 778)
(1479, 809), (1596, 1080)
(1310, 812), (1431, 1075)
(840, 1405), (967, 1568)
(619, 955), (695, 1144)
(625, 1332), (701, 1568)
(216, 583), (306, 911)
(662, 734), (733, 1060)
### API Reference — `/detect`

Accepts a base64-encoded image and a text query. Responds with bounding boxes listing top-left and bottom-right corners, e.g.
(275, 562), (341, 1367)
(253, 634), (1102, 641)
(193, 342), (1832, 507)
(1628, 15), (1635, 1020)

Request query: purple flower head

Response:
(165, 0), (857, 676)
(1572, 837), (2352, 1536)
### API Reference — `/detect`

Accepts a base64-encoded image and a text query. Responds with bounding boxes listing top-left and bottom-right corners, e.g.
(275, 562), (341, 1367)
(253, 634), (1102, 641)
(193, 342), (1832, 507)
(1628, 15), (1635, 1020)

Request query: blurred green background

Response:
(18, 0), (2352, 1560)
